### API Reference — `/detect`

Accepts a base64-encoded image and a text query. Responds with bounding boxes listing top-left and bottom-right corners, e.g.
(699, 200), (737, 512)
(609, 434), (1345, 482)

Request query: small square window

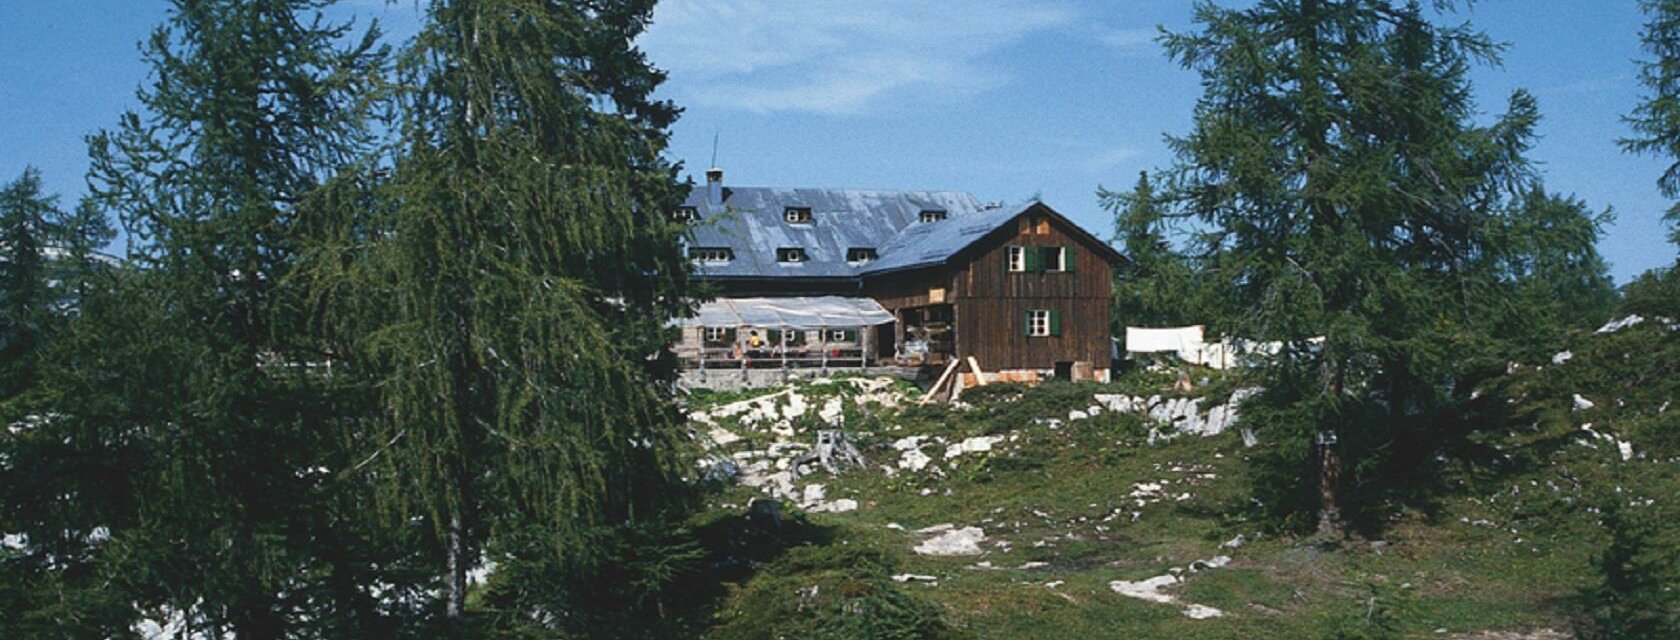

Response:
(673, 206), (699, 222)
(1028, 310), (1051, 337)
(1045, 247), (1069, 272)
(784, 207), (813, 224)
(827, 329), (854, 343)
(703, 327), (735, 344)
(920, 209), (948, 223)
(776, 247), (808, 263)
(846, 247), (878, 263)
(688, 247), (734, 263)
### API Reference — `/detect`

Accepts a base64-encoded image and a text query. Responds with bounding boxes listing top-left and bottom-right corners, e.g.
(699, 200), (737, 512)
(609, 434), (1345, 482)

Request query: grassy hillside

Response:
(677, 313), (1677, 639)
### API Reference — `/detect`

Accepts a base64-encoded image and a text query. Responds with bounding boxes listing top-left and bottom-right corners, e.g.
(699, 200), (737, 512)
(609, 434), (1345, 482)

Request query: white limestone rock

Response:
(1573, 394), (1597, 411)
(914, 526), (987, 556)
(944, 435), (1005, 460)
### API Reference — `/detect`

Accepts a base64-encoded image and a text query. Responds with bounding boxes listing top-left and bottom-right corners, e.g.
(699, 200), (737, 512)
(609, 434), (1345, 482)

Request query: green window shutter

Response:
(1025, 245), (1040, 271)
(1023, 310), (1033, 336)
(1062, 246), (1074, 272)
(1049, 309), (1062, 336)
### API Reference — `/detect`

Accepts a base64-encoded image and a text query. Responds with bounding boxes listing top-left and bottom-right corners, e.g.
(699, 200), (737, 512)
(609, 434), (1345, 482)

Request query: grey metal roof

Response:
(681, 184), (1120, 279)
(681, 186), (990, 279)
(857, 201), (1036, 275)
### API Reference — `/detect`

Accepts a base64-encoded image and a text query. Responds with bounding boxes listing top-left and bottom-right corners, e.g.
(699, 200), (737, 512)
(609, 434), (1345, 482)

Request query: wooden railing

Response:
(676, 345), (872, 370)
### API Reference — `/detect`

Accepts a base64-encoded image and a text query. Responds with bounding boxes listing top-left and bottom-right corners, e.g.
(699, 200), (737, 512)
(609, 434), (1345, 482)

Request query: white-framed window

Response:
(672, 206), (699, 222)
(1007, 246), (1026, 272)
(1027, 309), (1053, 337)
(776, 247), (808, 263)
(703, 326), (733, 343)
(784, 207), (813, 223)
(920, 209), (948, 223)
(688, 247), (734, 263)
(827, 329), (855, 342)
(846, 247), (878, 263)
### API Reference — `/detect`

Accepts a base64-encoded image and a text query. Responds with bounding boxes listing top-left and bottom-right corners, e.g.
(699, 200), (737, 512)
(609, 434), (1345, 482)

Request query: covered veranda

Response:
(675, 296), (895, 372)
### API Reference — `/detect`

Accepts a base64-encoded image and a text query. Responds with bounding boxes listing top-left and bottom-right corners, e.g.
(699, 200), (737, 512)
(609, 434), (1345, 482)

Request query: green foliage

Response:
(1154, 0), (1601, 534)
(1626, 0), (1680, 247)
(295, 0), (700, 633)
(1102, 171), (1226, 331)
(0, 167), (59, 401)
(707, 546), (963, 640)
(1315, 581), (1411, 640)
(59, 0), (392, 636)
(1575, 480), (1680, 640)
(1478, 186), (1617, 361)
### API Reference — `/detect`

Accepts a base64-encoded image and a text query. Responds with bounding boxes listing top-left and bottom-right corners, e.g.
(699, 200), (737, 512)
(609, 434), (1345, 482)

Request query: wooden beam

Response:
(966, 356), (987, 386)
(921, 359), (961, 405)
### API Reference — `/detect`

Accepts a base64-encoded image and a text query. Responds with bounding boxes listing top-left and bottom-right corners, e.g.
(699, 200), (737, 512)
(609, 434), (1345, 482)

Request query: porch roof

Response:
(683, 296), (895, 329)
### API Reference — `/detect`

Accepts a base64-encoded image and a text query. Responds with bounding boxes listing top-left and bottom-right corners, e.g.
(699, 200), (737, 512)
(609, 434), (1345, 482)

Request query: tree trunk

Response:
(445, 508), (467, 637)
(1317, 438), (1343, 537)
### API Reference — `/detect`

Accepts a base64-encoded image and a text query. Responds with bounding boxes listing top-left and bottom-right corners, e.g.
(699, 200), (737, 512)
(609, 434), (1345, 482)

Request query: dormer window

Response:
(688, 247), (734, 263)
(783, 207), (813, 224)
(919, 209), (948, 223)
(672, 206), (699, 222)
(846, 247), (878, 264)
(776, 247), (809, 263)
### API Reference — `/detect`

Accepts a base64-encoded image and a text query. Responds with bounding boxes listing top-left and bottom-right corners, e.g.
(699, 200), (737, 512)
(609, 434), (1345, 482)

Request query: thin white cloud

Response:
(640, 0), (1075, 115)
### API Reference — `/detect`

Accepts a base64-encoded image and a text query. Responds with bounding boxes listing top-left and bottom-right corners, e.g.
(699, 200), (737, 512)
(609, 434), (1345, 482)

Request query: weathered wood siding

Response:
(948, 215), (1114, 371)
(865, 266), (956, 309)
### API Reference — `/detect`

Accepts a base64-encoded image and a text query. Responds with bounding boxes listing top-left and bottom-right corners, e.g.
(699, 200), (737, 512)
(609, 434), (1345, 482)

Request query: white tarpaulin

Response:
(1126, 326), (1205, 355)
(1126, 325), (1319, 370)
(683, 297), (895, 329)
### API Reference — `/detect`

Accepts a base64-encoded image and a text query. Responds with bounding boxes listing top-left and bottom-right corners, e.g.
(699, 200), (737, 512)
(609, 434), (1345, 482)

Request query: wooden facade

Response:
(860, 204), (1118, 377)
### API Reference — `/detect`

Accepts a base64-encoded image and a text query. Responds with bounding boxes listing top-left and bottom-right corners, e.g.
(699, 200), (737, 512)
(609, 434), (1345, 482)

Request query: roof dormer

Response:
(783, 206), (813, 224)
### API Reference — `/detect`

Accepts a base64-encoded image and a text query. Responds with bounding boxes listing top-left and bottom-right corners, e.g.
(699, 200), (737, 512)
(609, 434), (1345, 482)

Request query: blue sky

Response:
(2, 0), (1674, 282)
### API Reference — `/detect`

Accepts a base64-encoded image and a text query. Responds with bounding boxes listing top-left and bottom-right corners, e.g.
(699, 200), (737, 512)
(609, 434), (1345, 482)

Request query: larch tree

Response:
(298, 0), (696, 635)
(1626, 0), (1680, 249)
(79, 0), (387, 636)
(1157, 0), (1547, 535)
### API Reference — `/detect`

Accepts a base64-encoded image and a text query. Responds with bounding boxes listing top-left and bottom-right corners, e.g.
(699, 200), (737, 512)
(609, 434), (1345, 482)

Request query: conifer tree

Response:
(1158, 0), (1543, 535)
(1576, 480), (1680, 640)
(78, 1), (387, 636)
(300, 0), (695, 634)
(1485, 187), (1616, 359)
(1105, 172), (1189, 329)
(1626, 0), (1680, 248)
(53, 198), (118, 305)
(0, 168), (60, 402)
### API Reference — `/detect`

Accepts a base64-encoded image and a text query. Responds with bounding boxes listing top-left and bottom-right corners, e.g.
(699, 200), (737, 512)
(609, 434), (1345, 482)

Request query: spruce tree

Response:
(299, 0), (696, 634)
(80, 1), (387, 636)
(1157, 0), (1542, 534)
(1104, 171), (1194, 330)
(0, 168), (60, 402)
(53, 198), (118, 306)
